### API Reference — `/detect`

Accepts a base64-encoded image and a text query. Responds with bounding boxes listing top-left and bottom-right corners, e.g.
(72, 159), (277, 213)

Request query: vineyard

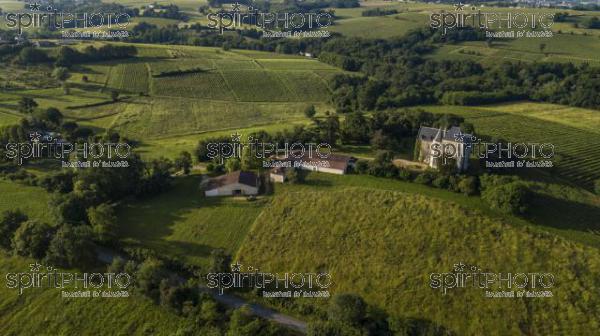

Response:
(105, 63), (150, 94)
(152, 71), (235, 100)
(425, 103), (600, 188)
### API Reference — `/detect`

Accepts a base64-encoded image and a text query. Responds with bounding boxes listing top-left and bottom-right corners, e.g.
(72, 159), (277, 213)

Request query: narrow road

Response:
(96, 247), (308, 334)
(206, 289), (307, 333)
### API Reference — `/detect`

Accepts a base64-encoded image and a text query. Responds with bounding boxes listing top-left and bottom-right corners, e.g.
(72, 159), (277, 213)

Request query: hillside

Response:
(236, 187), (600, 335)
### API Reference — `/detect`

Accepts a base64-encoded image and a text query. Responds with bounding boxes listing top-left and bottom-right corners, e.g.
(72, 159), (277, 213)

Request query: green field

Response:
(0, 180), (53, 223)
(71, 98), (325, 139)
(422, 102), (600, 189)
(117, 175), (266, 269)
(0, 254), (190, 335)
(236, 185), (600, 335)
(430, 34), (600, 65)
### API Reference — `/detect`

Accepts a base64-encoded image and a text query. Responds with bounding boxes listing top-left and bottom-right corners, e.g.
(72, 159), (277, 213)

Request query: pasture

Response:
(117, 175), (266, 269)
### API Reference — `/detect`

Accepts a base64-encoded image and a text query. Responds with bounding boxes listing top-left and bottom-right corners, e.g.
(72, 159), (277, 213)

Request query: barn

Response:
(204, 171), (259, 197)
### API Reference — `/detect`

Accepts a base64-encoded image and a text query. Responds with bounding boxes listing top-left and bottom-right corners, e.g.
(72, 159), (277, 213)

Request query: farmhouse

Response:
(415, 126), (472, 171)
(293, 153), (355, 175)
(204, 171), (259, 197)
(269, 153), (355, 182)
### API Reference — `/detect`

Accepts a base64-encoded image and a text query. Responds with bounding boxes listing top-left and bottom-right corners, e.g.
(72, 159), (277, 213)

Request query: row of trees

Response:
(16, 44), (137, 67)
(353, 151), (532, 215)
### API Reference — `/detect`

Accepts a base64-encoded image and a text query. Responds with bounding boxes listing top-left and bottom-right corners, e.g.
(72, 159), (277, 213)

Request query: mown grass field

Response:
(422, 102), (600, 189)
(0, 180), (53, 223)
(117, 175), (266, 269)
(237, 185), (600, 335)
(0, 253), (190, 335)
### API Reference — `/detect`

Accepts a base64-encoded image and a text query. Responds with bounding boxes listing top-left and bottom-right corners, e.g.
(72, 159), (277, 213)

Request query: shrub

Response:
(11, 220), (53, 259)
(0, 210), (28, 249)
(44, 225), (96, 268)
(482, 182), (531, 215)
(432, 175), (450, 189)
(458, 176), (479, 196)
(285, 167), (307, 184)
(327, 293), (367, 327)
(354, 160), (369, 174)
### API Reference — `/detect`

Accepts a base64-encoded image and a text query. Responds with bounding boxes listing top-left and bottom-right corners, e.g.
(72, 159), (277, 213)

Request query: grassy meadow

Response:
(0, 253), (191, 335)
(117, 175), (267, 269)
(236, 185), (600, 335)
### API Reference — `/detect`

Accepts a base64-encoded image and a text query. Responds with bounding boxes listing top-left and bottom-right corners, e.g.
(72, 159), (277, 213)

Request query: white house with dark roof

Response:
(416, 126), (472, 171)
(204, 171), (259, 197)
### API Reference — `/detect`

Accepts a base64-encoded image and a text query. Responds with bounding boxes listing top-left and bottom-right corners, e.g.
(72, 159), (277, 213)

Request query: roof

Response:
(206, 171), (257, 190)
(417, 126), (472, 144)
(279, 152), (354, 171)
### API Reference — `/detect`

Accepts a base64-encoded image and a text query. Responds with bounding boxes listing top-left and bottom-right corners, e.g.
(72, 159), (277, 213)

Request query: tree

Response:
(539, 43), (546, 54)
(227, 305), (266, 336)
(225, 158), (241, 173)
(110, 90), (120, 102)
(136, 257), (169, 302)
(285, 167), (306, 184)
(240, 145), (260, 171)
(18, 97), (38, 114)
(11, 220), (53, 259)
(327, 293), (367, 327)
(457, 176), (478, 196)
(44, 225), (96, 268)
(87, 203), (117, 243)
(209, 248), (231, 273)
(0, 210), (28, 249)
(304, 105), (316, 119)
(174, 151), (193, 175)
(341, 112), (370, 144)
(18, 47), (49, 64)
(52, 67), (70, 81)
(482, 182), (530, 215)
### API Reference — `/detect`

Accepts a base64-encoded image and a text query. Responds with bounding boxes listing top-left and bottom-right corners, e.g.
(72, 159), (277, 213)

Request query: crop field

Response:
(152, 71), (236, 100)
(256, 59), (338, 71)
(423, 102), (600, 188)
(117, 176), (266, 269)
(105, 63), (150, 94)
(274, 71), (332, 101)
(148, 59), (215, 76)
(431, 34), (600, 65)
(237, 186), (600, 335)
(213, 59), (261, 70)
(221, 70), (291, 102)
(82, 98), (314, 138)
(330, 11), (429, 39)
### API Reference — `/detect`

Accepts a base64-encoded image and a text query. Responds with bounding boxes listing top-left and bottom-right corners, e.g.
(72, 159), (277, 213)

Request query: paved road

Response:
(207, 289), (307, 333)
(96, 247), (307, 334)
